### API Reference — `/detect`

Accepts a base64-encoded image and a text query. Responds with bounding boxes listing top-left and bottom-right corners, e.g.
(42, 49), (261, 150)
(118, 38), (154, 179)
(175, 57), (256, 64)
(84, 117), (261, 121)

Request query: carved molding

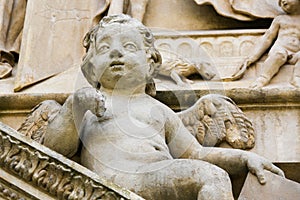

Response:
(0, 179), (33, 200)
(154, 29), (265, 79)
(0, 122), (143, 200)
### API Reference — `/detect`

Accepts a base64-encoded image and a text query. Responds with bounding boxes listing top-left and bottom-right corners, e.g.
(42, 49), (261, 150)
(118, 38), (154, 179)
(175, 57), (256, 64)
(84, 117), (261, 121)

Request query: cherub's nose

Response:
(109, 49), (123, 58)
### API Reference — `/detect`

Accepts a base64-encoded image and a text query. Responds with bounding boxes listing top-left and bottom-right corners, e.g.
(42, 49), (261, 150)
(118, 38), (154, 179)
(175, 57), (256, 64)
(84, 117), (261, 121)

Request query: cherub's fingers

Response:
(252, 167), (267, 185)
(248, 163), (266, 185)
(264, 163), (285, 178)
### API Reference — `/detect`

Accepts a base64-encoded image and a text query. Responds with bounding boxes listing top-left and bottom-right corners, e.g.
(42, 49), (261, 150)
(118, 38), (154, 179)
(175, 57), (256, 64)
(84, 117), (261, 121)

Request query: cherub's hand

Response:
(243, 152), (285, 184)
(175, 63), (195, 77)
(88, 89), (106, 118)
(73, 87), (106, 118)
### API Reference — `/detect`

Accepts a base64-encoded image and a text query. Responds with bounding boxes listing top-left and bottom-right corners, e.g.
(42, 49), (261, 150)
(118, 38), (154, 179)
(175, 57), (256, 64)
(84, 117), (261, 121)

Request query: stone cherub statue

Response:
(228, 0), (300, 88)
(18, 15), (284, 199)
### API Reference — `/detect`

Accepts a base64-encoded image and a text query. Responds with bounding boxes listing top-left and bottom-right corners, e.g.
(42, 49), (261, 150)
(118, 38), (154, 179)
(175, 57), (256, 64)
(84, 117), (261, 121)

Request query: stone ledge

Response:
(0, 87), (299, 112)
(274, 162), (300, 183)
(238, 171), (300, 200)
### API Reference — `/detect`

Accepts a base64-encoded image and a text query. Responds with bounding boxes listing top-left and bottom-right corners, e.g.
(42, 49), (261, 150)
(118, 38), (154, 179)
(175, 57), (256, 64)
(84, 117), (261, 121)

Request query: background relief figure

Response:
(228, 0), (300, 88)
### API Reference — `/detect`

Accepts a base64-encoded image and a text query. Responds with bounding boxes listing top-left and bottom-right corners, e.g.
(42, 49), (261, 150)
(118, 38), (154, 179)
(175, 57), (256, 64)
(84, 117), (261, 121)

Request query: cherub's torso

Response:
(79, 94), (173, 174)
(276, 14), (300, 52)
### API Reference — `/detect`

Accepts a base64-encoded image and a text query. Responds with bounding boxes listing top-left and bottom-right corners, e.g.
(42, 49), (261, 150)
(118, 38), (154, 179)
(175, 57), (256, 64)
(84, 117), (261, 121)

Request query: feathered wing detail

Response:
(18, 100), (61, 143)
(177, 94), (255, 149)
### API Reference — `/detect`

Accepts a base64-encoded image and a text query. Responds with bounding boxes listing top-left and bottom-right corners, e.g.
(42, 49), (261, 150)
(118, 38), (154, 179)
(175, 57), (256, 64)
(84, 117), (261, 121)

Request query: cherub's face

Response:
(91, 24), (151, 90)
(279, 0), (300, 14)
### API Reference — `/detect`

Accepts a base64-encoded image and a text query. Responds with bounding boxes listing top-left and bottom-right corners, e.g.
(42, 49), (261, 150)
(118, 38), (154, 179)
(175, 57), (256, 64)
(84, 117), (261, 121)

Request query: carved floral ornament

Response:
(0, 122), (143, 200)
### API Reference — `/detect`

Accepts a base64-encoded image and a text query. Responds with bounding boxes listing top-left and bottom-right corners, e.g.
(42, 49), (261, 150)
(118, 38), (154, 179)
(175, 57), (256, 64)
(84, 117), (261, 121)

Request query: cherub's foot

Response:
(291, 77), (300, 88)
(0, 62), (12, 79)
(250, 77), (269, 89)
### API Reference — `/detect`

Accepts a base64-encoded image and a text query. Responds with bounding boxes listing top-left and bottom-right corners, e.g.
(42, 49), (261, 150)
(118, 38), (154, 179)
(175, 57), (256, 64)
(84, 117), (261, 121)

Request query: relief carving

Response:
(0, 181), (31, 200)
(226, 0), (300, 88)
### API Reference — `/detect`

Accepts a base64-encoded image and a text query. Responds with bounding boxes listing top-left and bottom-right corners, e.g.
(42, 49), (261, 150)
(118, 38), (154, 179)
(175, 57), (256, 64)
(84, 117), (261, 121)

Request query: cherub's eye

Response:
(97, 44), (110, 54)
(124, 42), (137, 51)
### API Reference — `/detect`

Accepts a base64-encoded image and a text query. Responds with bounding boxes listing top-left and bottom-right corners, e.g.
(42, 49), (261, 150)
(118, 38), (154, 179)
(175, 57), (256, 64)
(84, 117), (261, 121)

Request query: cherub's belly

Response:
(79, 118), (172, 173)
(279, 35), (300, 52)
(79, 110), (172, 173)
(80, 138), (173, 175)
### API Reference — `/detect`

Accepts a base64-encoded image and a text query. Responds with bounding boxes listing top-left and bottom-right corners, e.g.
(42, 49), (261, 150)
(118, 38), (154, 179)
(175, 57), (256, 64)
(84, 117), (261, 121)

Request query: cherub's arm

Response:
(246, 17), (281, 64)
(229, 17), (281, 80)
(43, 95), (79, 157)
(165, 109), (284, 184)
(43, 87), (105, 157)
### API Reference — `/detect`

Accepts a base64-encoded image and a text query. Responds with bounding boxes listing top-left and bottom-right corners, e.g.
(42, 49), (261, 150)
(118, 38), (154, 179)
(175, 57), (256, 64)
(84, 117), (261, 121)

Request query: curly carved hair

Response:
(81, 14), (162, 96)
(278, 0), (300, 6)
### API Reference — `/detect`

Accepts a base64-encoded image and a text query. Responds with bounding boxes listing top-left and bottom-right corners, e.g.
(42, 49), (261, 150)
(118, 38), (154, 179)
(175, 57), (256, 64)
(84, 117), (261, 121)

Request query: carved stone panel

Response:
(14, 0), (103, 91)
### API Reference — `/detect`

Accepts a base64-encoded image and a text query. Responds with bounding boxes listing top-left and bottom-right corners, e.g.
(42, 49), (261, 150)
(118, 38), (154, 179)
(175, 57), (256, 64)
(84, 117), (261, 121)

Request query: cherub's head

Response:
(81, 14), (162, 96)
(278, 0), (300, 14)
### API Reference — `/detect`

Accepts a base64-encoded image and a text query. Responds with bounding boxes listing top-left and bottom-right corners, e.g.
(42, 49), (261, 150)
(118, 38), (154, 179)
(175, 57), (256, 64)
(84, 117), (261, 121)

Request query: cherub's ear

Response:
(147, 47), (162, 77)
(81, 54), (99, 89)
(83, 25), (99, 52)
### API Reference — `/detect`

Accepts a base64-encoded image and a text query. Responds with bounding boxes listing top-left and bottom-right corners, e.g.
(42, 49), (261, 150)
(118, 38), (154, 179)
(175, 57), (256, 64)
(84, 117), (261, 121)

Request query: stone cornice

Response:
(0, 122), (144, 200)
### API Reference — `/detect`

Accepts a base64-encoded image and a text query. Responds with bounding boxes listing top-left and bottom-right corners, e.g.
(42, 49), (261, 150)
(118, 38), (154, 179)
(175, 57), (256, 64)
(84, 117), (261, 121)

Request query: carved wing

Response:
(177, 94), (255, 149)
(18, 100), (61, 143)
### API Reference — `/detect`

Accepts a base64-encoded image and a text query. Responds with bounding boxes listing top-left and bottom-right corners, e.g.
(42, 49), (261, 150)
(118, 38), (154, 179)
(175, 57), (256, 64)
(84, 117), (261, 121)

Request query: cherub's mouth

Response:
(110, 60), (125, 71)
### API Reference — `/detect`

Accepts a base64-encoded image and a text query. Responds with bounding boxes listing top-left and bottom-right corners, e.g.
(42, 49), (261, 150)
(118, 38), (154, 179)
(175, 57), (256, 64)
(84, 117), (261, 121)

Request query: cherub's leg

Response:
(290, 52), (300, 88)
(129, 0), (149, 21)
(132, 159), (234, 200)
(251, 50), (288, 89)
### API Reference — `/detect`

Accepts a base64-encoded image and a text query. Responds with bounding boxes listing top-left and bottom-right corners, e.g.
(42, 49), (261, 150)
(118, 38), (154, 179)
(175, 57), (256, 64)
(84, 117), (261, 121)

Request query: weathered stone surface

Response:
(245, 108), (300, 162)
(238, 170), (300, 200)
(0, 0), (26, 79)
(195, 0), (283, 20)
(143, 0), (272, 30)
(14, 0), (101, 91)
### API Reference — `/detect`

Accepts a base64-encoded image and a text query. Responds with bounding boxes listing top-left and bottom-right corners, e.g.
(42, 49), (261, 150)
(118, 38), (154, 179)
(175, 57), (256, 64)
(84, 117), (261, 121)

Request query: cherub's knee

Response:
(199, 167), (233, 200)
(205, 166), (231, 186)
